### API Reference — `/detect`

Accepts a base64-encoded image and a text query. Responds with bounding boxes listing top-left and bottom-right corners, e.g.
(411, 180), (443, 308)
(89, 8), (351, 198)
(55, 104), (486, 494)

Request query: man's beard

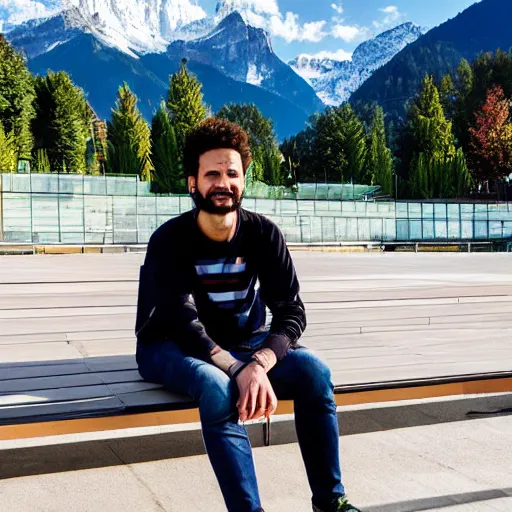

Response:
(191, 188), (243, 214)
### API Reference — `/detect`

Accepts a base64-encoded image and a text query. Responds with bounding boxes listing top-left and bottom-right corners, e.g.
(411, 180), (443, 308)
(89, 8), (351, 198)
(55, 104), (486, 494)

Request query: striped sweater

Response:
(135, 209), (306, 361)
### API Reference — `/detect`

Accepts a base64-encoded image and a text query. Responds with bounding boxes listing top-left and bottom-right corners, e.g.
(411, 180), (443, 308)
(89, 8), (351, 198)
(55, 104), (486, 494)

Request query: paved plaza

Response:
(0, 252), (511, 511)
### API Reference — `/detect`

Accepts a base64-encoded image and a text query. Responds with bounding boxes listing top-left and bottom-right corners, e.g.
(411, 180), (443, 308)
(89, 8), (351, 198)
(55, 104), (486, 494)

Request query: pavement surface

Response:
(0, 416), (511, 512)
(1, 252), (511, 511)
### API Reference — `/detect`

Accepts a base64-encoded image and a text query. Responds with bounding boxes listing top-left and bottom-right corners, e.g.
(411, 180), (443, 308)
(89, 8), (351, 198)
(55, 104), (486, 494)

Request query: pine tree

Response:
(439, 74), (456, 121)
(367, 105), (394, 196)
(410, 75), (456, 160)
(167, 59), (207, 154)
(217, 103), (284, 185)
(261, 144), (283, 186)
(0, 122), (18, 173)
(407, 75), (462, 198)
(0, 35), (35, 160)
(33, 71), (91, 174)
(312, 109), (347, 183)
(33, 149), (51, 174)
(453, 58), (475, 150)
(151, 101), (183, 193)
(107, 83), (154, 181)
(217, 103), (275, 148)
(336, 103), (367, 183)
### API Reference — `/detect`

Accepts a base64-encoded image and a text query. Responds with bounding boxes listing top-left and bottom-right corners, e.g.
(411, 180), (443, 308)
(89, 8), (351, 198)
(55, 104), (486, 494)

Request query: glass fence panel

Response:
(435, 220), (448, 238)
(461, 221), (473, 239)
(422, 220), (434, 239)
(447, 221), (460, 239)
(474, 221), (488, 239)
(422, 203), (434, 219)
(409, 220), (422, 240)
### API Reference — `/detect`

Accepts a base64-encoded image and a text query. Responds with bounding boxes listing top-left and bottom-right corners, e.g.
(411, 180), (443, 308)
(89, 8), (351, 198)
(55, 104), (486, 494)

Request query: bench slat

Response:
(0, 363), (89, 381)
(0, 396), (124, 424)
(0, 384), (114, 407)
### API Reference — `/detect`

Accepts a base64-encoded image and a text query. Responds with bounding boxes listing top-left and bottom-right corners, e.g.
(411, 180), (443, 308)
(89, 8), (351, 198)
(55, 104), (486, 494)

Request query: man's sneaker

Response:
(312, 495), (362, 512)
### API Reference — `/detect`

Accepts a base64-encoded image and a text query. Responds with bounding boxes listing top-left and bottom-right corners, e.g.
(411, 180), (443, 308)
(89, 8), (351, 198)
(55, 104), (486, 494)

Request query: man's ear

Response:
(188, 176), (196, 193)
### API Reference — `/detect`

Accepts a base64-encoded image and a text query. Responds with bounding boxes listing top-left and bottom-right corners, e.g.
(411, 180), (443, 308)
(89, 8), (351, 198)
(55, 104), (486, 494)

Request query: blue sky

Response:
(202, 0), (479, 61)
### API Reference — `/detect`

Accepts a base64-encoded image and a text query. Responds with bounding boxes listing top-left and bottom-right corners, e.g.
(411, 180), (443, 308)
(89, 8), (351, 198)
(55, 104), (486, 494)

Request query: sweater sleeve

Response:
(257, 220), (306, 360)
(138, 230), (218, 361)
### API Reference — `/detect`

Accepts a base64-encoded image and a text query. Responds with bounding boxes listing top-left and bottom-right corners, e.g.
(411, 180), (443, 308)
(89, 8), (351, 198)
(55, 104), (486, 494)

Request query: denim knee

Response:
(196, 368), (238, 426)
(292, 350), (335, 400)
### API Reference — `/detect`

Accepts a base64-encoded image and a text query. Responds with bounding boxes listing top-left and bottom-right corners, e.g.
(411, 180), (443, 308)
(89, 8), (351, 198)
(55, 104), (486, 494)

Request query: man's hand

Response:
(236, 363), (278, 422)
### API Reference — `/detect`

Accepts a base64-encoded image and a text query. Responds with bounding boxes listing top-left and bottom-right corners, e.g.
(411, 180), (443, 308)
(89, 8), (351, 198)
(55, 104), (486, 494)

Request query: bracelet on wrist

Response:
(251, 354), (268, 371)
(230, 363), (249, 380)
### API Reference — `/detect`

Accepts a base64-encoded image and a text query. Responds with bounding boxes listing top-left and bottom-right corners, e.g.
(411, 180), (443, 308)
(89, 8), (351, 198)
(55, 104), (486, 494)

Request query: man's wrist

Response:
(251, 348), (278, 373)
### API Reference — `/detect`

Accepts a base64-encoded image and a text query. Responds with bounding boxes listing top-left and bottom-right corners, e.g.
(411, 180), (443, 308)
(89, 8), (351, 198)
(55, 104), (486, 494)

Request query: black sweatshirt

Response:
(135, 209), (306, 361)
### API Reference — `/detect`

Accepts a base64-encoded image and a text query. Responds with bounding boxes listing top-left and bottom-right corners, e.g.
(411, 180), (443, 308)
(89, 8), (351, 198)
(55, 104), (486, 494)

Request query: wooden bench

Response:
(2, 352), (511, 442)
(2, 253), (512, 444)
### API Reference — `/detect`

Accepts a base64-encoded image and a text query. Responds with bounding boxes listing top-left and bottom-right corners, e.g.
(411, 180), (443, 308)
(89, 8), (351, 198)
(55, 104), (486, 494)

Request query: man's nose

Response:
(218, 173), (232, 189)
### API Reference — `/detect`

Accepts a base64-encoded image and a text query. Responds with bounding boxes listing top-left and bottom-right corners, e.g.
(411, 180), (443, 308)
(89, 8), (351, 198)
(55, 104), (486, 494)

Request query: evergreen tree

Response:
(217, 103), (275, 148)
(0, 35), (35, 160)
(0, 122), (18, 173)
(33, 71), (91, 174)
(439, 74), (456, 121)
(453, 58), (475, 149)
(407, 75), (465, 198)
(108, 83), (154, 181)
(167, 59), (207, 154)
(311, 109), (347, 183)
(217, 103), (284, 185)
(410, 75), (456, 160)
(410, 149), (472, 199)
(33, 149), (51, 174)
(151, 101), (183, 193)
(261, 144), (283, 186)
(336, 103), (367, 184)
(367, 105), (394, 196)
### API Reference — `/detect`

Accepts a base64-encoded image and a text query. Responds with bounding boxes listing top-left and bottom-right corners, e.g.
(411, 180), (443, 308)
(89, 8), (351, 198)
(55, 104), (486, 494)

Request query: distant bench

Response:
(1, 355), (511, 443)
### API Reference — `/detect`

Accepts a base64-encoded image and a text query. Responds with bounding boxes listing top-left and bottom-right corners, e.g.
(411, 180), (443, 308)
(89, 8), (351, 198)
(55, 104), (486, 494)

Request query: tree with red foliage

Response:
(468, 85), (512, 185)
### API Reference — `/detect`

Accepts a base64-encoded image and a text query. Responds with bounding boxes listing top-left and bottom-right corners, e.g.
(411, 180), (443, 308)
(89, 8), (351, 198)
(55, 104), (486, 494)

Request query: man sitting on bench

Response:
(135, 118), (361, 512)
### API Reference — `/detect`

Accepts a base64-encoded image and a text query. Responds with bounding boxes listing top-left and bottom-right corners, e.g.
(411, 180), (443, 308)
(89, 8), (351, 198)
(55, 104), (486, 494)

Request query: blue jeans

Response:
(136, 333), (345, 512)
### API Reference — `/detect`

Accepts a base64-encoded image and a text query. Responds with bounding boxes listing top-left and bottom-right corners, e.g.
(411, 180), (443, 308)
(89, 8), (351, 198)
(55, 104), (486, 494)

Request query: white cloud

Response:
(373, 5), (405, 30)
(232, 0), (280, 16)
(0, 0), (59, 26)
(331, 2), (344, 15)
(269, 13), (327, 43)
(331, 23), (370, 42)
(302, 49), (352, 61)
(302, 20), (328, 43)
(220, 0), (329, 43)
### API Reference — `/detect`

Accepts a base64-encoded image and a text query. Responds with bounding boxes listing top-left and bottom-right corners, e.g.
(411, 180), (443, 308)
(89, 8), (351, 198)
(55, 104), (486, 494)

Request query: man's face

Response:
(189, 148), (245, 215)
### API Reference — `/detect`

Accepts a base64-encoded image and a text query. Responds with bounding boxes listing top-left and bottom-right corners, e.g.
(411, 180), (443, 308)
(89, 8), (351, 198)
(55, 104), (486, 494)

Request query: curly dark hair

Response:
(183, 118), (252, 178)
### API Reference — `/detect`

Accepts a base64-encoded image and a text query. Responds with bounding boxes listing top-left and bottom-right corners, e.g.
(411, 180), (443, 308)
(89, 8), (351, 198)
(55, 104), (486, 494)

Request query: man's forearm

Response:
(251, 347), (278, 373)
(210, 345), (246, 377)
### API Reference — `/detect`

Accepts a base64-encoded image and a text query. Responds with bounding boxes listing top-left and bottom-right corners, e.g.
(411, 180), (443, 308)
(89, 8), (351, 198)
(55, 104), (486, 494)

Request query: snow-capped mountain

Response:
(166, 11), (321, 114)
(213, 0), (277, 27)
(290, 22), (426, 106)
(6, 0), (209, 57)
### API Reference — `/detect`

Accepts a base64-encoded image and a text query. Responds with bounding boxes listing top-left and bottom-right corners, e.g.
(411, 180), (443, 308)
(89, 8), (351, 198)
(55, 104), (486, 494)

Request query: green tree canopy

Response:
(0, 122), (18, 173)
(217, 103), (284, 185)
(33, 71), (91, 174)
(167, 59), (208, 153)
(107, 83), (154, 181)
(151, 101), (183, 193)
(367, 105), (394, 196)
(0, 35), (35, 160)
